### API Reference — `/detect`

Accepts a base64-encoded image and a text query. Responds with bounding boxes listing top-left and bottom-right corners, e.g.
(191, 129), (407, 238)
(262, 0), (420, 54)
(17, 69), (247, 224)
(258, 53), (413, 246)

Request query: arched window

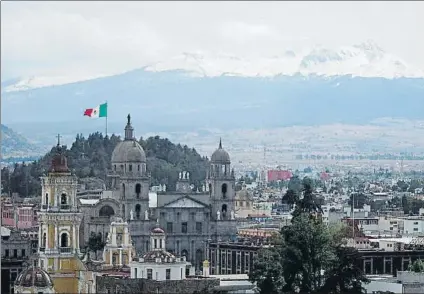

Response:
(222, 204), (228, 218)
(208, 183), (212, 196)
(122, 204), (126, 218)
(135, 204), (141, 219)
(114, 165), (116, 171)
(60, 233), (69, 247)
(221, 184), (228, 198)
(181, 249), (188, 258)
(122, 183), (126, 199)
(135, 184), (141, 198)
(129, 164), (132, 172)
(196, 249), (203, 270)
(45, 193), (48, 205)
(61, 193), (67, 205)
(99, 205), (115, 217)
(42, 232), (46, 247)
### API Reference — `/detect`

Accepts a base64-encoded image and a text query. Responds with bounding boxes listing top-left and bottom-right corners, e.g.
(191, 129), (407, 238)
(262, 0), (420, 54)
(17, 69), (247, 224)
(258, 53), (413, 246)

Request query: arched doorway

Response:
(221, 204), (228, 219)
(99, 205), (115, 217)
(135, 184), (141, 198)
(135, 204), (141, 219)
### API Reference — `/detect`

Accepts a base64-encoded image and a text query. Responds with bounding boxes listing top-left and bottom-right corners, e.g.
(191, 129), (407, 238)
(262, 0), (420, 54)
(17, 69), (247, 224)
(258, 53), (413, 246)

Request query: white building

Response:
(130, 226), (192, 281)
(404, 218), (424, 235)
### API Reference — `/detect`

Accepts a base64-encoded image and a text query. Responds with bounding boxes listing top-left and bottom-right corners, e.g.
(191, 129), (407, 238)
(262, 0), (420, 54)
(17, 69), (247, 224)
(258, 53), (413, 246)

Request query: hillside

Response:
(1, 124), (44, 161)
(2, 70), (424, 132)
(0, 133), (209, 197)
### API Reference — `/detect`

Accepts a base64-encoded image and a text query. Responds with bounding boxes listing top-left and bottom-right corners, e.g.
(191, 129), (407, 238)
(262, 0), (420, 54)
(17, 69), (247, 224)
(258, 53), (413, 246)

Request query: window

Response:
(60, 233), (68, 247)
(166, 269), (171, 280)
(14, 249), (18, 258)
(147, 269), (153, 280)
(221, 183), (228, 198)
(414, 222), (419, 225)
(135, 204), (141, 219)
(114, 165), (116, 171)
(182, 222), (188, 234)
(154, 239), (157, 249)
(22, 249), (26, 257)
(414, 228), (419, 231)
(45, 193), (49, 205)
(167, 222), (173, 233)
(134, 268), (138, 278)
(61, 193), (67, 205)
(135, 184), (141, 198)
(138, 165), (140, 171)
(129, 164), (132, 171)
(5, 249), (9, 257)
(191, 212), (196, 221)
(196, 222), (202, 234)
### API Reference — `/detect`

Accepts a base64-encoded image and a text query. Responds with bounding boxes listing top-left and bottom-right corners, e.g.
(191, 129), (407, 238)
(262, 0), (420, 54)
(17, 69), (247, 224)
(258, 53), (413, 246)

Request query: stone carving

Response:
(231, 210), (235, 220)
(145, 210), (149, 220)
(130, 210), (134, 220)
(187, 172), (190, 179)
(179, 172), (182, 179)
(217, 210), (221, 220)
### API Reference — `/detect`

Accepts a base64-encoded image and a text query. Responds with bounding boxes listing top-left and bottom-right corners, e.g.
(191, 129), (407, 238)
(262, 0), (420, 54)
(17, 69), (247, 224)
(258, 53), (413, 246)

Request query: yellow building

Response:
(15, 140), (92, 294)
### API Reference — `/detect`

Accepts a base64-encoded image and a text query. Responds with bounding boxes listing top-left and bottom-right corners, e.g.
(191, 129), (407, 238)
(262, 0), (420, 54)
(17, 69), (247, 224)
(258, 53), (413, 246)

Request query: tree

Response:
(408, 259), (424, 273)
(88, 232), (106, 259)
(249, 247), (284, 294)
(250, 191), (368, 293)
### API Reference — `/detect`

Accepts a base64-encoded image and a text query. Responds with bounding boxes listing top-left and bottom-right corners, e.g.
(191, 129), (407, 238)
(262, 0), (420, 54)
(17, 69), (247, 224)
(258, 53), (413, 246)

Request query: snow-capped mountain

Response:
(146, 41), (423, 79)
(2, 40), (423, 93)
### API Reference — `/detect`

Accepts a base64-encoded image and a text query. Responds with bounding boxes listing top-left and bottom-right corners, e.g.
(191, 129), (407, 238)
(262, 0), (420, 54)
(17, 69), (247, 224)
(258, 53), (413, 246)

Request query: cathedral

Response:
(13, 115), (238, 293)
(82, 114), (238, 270)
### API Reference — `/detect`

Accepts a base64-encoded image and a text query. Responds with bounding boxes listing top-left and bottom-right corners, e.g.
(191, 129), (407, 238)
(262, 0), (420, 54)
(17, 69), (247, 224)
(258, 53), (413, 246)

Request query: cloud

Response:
(1, 1), (424, 79)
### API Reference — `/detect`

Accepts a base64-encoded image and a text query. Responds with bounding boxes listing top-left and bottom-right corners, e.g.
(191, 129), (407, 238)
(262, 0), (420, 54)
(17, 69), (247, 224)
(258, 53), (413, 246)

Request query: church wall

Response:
(95, 275), (220, 294)
(51, 276), (78, 294)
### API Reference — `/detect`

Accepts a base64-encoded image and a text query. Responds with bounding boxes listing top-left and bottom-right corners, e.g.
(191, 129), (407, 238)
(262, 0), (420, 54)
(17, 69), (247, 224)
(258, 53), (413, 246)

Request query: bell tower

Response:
(207, 139), (236, 221)
(38, 136), (83, 279)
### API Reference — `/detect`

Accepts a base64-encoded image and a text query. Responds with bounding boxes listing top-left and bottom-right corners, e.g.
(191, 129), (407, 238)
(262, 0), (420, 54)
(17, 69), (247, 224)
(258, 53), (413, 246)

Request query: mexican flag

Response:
(84, 103), (107, 118)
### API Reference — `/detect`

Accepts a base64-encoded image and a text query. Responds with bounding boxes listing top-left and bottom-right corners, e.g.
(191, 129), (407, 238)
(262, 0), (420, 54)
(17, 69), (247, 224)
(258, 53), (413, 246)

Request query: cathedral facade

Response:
(82, 115), (238, 270)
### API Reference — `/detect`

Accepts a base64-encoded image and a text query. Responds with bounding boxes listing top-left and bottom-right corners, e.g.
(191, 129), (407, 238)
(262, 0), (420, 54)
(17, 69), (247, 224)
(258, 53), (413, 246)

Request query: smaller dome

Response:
(211, 139), (230, 164)
(142, 249), (176, 263)
(151, 227), (165, 234)
(236, 188), (253, 201)
(49, 145), (70, 173)
(15, 267), (53, 288)
(111, 140), (146, 163)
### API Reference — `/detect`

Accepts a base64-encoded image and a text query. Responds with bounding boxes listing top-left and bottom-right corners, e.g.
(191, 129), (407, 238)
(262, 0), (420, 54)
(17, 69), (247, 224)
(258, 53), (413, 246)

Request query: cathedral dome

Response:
(111, 140), (146, 163)
(211, 139), (230, 164)
(236, 187), (253, 201)
(111, 114), (146, 164)
(15, 266), (53, 288)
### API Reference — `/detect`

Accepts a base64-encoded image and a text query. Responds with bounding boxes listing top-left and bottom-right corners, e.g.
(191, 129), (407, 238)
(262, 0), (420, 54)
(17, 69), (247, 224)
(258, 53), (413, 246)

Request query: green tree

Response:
(408, 259), (424, 272)
(249, 247), (284, 294)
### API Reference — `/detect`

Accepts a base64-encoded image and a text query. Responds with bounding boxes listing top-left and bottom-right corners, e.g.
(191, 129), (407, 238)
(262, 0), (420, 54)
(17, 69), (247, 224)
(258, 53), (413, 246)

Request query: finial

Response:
(127, 114), (131, 125)
(56, 134), (61, 147)
(219, 138), (222, 149)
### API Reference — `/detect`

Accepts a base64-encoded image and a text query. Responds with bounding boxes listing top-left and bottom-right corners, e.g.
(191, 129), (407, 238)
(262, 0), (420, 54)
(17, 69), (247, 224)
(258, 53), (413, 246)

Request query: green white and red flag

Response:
(84, 103), (107, 118)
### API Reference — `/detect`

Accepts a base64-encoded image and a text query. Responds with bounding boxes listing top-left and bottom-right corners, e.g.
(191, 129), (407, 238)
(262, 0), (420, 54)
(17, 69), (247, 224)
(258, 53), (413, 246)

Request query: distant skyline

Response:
(1, 1), (424, 80)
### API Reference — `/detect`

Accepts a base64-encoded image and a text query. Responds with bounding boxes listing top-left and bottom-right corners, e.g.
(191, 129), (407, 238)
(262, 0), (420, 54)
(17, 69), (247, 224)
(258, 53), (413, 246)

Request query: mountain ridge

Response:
(2, 40), (423, 93)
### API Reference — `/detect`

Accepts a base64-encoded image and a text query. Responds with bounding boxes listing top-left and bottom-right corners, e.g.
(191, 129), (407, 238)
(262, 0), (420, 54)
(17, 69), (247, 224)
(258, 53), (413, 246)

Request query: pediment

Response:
(163, 197), (206, 208)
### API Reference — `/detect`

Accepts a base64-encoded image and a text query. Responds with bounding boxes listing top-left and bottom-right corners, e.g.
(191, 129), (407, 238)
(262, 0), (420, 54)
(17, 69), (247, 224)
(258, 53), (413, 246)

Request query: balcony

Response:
(59, 247), (72, 253)
(42, 205), (48, 210)
(60, 204), (70, 210)
(39, 247), (45, 252)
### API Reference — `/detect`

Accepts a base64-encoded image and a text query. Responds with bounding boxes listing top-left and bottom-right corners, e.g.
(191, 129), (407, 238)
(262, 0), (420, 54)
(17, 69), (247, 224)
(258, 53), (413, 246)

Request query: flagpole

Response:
(105, 100), (108, 137)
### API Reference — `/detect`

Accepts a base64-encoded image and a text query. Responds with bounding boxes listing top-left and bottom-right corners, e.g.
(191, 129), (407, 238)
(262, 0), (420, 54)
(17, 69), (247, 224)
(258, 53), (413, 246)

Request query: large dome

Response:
(15, 267), (53, 288)
(211, 139), (230, 164)
(112, 140), (146, 163)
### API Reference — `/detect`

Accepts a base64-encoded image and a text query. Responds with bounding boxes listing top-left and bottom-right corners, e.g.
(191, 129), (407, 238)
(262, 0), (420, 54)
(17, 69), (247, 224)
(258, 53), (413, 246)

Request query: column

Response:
(112, 227), (117, 246)
(119, 249), (123, 266)
(38, 223), (42, 249)
(76, 225), (80, 250)
(110, 250), (113, 266)
(46, 224), (50, 250)
(124, 227), (129, 245)
(55, 225), (58, 249)
(73, 224), (77, 250)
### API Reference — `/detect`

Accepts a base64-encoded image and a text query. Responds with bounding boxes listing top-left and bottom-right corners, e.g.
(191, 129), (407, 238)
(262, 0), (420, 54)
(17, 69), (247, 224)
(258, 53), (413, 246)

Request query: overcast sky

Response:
(2, 1), (423, 79)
